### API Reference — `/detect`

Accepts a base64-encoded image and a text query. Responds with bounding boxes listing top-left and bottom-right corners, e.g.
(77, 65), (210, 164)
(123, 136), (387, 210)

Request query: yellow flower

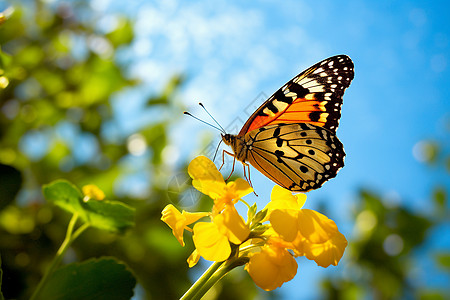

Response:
(193, 205), (250, 263)
(297, 209), (338, 244)
(264, 185), (306, 242)
(264, 186), (347, 268)
(297, 231), (348, 268)
(192, 221), (231, 262)
(82, 184), (106, 201)
(161, 204), (208, 247)
(188, 156), (253, 211)
(245, 243), (297, 291)
(162, 156), (348, 294)
(291, 210), (348, 267)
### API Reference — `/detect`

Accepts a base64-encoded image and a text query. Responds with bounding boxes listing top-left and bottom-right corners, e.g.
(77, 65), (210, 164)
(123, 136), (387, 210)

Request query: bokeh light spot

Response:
(383, 234), (404, 256)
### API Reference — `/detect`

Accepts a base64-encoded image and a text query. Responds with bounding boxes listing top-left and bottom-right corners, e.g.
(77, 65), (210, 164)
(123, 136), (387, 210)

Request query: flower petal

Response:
(269, 209), (299, 242)
(193, 222), (231, 262)
(188, 156), (224, 183)
(227, 178), (253, 199)
(268, 185), (306, 210)
(297, 209), (338, 244)
(161, 204), (185, 246)
(187, 249), (201, 268)
(192, 180), (226, 199)
(303, 231), (348, 267)
(161, 204), (208, 246)
(245, 245), (297, 291)
(214, 205), (250, 244)
(82, 184), (105, 201)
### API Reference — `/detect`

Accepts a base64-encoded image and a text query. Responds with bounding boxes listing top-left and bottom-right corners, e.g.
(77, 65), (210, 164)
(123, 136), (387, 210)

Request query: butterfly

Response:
(221, 55), (354, 192)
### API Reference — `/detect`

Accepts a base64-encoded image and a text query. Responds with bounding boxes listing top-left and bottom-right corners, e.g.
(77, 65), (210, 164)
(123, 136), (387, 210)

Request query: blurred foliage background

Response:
(0, 1), (449, 300)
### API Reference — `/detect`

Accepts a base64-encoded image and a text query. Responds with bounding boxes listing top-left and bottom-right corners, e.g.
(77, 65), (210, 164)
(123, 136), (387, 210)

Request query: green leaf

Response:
(37, 257), (136, 300)
(83, 199), (135, 233)
(252, 209), (268, 227)
(247, 203), (257, 223)
(42, 180), (135, 233)
(42, 180), (84, 215)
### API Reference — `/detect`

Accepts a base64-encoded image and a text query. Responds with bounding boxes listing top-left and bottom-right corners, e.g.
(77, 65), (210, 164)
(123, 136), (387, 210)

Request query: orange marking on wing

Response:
(268, 118), (325, 127)
(245, 97), (326, 132)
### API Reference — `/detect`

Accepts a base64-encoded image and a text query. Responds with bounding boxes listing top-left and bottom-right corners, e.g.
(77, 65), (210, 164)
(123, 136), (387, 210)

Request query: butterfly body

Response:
(222, 55), (354, 192)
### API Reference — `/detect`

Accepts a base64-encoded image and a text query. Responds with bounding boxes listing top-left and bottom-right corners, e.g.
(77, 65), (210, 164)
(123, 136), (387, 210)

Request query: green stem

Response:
(185, 257), (248, 300)
(30, 213), (89, 300)
(180, 261), (223, 300)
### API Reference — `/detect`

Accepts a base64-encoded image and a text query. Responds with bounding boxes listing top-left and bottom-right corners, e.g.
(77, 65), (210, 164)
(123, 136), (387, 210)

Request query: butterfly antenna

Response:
(213, 139), (223, 162)
(183, 111), (224, 132)
(198, 102), (226, 134)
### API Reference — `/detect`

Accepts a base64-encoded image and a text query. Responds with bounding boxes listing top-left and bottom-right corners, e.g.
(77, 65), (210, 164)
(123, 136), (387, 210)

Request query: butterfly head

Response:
(221, 133), (233, 146)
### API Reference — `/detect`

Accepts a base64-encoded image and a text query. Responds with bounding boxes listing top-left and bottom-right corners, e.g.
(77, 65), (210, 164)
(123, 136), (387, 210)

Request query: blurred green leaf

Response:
(433, 186), (447, 215)
(142, 123), (167, 165)
(15, 45), (45, 69)
(0, 8), (25, 44)
(0, 205), (35, 234)
(147, 74), (184, 105)
(37, 257), (136, 300)
(0, 47), (12, 71)
(42, 180), (135, 233)
(106, 17), (134, 47)
(419, 290), (447, 300)
(0, 164), (22, 211)
(435, 253), (450, 271)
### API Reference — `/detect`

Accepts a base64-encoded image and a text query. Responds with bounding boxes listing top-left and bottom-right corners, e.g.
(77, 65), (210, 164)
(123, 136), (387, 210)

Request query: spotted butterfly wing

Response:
(244, 123), (345, 191)
(222, 55), (354, 192)
(239, 55), (354, 135)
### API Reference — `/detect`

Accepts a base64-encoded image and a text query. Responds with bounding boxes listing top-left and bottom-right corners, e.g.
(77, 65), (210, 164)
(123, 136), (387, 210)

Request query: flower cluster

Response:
(161, 156), (347, 291)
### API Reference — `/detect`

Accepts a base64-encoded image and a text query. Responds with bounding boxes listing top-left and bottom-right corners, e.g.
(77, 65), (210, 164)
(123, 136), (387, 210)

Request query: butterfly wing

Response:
(239, 55), (354, 136)
(245, 123), (345, 192)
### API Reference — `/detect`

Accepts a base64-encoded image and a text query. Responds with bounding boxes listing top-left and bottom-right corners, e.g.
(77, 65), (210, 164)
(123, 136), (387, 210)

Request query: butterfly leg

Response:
(220, 150), (236, 181)
(242, 162), (258, 196)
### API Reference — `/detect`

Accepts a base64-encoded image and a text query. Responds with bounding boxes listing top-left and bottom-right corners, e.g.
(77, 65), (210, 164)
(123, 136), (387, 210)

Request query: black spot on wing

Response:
(274, 150), (284, 163)
(276, 138), (283, 147)
(288, 82), (309, 98)
(266, 101), (278, 114)
(309, 111), (321, 122)
(275, 89), (293, 104)
(273, 127), (281, 137)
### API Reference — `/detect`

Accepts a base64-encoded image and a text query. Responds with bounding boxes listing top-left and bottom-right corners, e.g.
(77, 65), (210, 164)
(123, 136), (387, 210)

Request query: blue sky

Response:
(8, 0), (450, 298)
(99, 0), (450, 298)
